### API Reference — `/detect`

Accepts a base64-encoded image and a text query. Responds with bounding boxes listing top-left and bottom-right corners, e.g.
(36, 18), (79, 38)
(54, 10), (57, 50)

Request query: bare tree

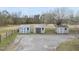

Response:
(53, 8), (68, 25)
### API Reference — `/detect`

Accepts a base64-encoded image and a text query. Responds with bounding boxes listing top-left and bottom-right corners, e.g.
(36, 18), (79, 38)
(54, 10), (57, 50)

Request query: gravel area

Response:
(6, 34), (76, 51)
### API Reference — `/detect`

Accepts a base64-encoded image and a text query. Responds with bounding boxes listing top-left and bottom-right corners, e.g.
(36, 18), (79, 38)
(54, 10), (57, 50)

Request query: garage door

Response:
(36, 28), (41, 33)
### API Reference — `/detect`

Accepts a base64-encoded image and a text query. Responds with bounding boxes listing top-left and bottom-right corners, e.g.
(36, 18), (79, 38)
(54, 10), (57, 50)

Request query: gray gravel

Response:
(6, 34), (76, 51)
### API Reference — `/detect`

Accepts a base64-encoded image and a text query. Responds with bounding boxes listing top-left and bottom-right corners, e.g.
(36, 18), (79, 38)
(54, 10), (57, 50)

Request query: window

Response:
(65, 28), (67, 30)
(42, 28), (44, 30)
(27, 28), (29, 30)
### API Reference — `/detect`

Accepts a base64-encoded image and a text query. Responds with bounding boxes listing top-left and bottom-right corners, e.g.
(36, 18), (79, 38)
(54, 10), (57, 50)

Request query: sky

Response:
(0, 7), (79, 16)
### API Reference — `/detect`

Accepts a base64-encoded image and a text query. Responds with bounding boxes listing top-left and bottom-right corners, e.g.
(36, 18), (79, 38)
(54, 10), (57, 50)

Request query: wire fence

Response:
(0, 30), (17, 42)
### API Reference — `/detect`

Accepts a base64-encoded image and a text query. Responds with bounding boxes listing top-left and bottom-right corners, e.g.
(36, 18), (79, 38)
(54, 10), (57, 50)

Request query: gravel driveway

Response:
(6, 34), (76, 51)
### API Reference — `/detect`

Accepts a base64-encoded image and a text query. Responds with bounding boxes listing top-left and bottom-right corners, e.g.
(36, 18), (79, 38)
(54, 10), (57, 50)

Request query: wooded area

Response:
(0, 8), (79, 26)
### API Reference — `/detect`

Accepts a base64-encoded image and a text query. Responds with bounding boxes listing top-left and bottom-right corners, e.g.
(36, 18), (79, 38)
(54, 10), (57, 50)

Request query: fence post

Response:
(6, 32), (7, 39)
(13, 30), (14, 34)
(11, 30), (12, 35)
(0, 34), (1, 43)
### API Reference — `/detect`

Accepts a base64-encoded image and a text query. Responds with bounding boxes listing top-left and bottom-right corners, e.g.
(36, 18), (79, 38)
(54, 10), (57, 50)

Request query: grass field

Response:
(0, 25), (18, 50)
(0, 32), (17, 50)
(0, 25), (19, 34)
(56, 39), (79, 51)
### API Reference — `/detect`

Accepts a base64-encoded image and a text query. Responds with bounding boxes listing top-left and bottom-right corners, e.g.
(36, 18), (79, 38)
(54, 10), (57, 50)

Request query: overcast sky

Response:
(0, 7), (79, 16)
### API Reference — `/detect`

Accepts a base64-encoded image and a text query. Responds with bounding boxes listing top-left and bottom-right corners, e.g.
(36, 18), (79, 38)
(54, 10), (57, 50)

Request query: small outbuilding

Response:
(19, 25), (31, 33)
(34, 24), (46, 33)
(56, 24), (69, 34)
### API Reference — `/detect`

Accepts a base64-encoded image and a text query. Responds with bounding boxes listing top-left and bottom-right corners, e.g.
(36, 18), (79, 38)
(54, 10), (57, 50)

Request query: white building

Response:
(33, 24), (46, 33)
(56, 25), (69, 34)
(19, 25), (31, 33)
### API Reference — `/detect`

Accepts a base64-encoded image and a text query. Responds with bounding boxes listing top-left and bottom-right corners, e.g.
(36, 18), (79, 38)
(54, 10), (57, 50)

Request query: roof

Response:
(57, 24), (68, 27)
(34, 24), (46, 28)
(19, 24), (31, 28)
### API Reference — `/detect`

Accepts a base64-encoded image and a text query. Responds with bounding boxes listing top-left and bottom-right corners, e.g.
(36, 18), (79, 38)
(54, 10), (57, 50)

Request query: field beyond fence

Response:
(0, 30), (17, 42)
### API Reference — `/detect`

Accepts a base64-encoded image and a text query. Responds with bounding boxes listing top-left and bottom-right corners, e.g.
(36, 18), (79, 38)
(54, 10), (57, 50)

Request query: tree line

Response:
(0, 8), (79, 26)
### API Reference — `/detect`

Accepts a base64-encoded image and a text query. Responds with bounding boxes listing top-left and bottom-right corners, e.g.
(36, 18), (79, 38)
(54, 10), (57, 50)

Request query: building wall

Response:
(34, 27), (45, 33)
(19, 27), (31, 33)
(56, 27), (69, 34)
(41, 27), (45, 33)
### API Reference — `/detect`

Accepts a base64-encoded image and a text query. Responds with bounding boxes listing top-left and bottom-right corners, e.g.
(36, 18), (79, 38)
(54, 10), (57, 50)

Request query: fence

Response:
(0, 30), (17, 42)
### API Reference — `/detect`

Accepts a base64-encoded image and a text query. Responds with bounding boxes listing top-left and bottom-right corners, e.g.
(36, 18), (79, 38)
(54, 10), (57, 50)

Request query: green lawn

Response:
(0, 33), (17, 50)
(56, 39), (79, 51)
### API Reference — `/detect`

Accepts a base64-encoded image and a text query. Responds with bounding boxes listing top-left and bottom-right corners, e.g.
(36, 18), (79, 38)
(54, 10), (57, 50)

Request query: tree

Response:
(53, 8), (69, 25)
(40, 13), (55, 24)
(33, 15), (40, 24)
